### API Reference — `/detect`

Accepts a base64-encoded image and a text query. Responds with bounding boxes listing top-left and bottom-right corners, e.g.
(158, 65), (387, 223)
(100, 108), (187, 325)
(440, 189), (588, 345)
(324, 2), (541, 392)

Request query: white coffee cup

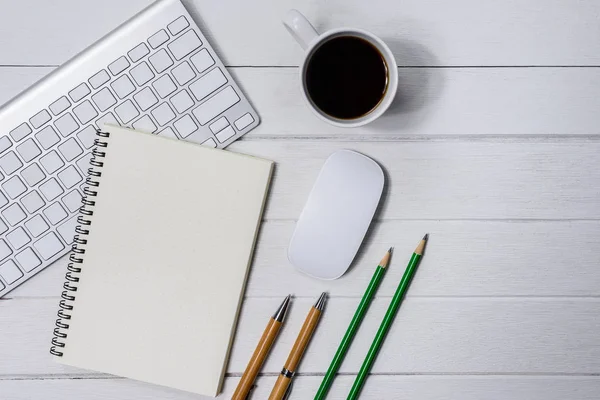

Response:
(283, 10), (398, 128)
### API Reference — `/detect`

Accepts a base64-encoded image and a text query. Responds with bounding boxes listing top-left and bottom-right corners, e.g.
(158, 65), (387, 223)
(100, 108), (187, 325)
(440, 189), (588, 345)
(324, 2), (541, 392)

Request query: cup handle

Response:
(283, 9), (319, 50)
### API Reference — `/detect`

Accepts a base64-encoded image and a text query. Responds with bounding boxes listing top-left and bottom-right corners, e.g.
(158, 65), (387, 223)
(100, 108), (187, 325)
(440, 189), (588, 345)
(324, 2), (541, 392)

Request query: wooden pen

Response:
(232, 295), (291, 400)
(268, 292), (327, 400)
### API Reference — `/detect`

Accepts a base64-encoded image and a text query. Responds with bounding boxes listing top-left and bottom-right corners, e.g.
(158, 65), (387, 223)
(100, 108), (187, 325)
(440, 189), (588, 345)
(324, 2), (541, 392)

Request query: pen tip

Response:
(273, 294), (292, 322)
(314, 292), (327, 310)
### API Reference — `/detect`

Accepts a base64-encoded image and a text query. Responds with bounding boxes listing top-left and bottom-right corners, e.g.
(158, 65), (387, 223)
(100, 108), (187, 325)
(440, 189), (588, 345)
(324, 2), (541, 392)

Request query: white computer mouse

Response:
(288, 150), (384, 280)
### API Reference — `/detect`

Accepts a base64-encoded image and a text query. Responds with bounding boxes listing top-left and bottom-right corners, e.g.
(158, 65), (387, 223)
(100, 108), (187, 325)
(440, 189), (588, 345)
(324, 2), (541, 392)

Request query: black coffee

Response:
(305, 36), (388, 120)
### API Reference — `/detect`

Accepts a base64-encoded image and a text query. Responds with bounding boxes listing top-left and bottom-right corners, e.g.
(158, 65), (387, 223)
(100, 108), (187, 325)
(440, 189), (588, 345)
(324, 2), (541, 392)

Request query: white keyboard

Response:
(0, 0), (259, 297)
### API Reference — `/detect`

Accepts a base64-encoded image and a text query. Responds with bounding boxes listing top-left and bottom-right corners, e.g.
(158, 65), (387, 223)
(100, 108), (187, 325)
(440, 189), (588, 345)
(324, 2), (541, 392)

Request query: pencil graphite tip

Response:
(388, 247), (394, 254)
(273, 294), (291, 322)
(423, 233), (429, 241)
(314, 292), (327, 311)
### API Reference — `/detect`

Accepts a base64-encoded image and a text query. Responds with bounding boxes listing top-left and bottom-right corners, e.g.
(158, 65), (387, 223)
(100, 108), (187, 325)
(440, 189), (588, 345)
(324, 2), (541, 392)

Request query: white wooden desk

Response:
(1, 1), (599, 399)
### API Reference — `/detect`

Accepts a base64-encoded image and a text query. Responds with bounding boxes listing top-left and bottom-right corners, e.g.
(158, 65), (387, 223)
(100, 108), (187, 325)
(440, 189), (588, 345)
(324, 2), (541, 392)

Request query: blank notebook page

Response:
(56, 125), (273, 396)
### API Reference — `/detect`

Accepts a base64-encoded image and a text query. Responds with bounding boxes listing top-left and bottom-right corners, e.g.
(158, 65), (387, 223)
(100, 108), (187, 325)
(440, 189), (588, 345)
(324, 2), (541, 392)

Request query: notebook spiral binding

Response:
(50, 130), (110, 357)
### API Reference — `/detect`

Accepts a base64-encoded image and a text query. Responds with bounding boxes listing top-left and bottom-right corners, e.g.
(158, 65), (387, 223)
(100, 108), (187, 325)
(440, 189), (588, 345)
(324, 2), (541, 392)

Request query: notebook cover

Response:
(52, 125), (273, 396)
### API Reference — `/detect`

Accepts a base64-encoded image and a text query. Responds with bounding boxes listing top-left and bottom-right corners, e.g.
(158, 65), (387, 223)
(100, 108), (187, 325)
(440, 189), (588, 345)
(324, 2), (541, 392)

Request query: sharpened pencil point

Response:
(423, 233), (429, 241)
(388, 247), (394, 254)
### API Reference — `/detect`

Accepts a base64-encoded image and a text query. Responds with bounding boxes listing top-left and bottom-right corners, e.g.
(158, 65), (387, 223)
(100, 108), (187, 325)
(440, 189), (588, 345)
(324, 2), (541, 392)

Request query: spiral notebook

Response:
(50, 125), (273, 396)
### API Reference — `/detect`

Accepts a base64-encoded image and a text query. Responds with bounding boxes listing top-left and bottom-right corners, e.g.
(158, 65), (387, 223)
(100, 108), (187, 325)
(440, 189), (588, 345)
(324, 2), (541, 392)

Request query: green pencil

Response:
(314, 248), (392, 400)
(347, 234), (428, 400)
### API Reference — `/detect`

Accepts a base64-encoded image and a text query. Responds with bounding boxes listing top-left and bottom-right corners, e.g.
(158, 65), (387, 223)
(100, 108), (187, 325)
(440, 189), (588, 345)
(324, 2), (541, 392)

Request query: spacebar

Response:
(192, 86), (240, 125)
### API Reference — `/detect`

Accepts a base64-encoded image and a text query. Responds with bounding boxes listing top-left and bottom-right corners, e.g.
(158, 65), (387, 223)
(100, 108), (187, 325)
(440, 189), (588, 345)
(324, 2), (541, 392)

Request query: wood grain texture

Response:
(6, 220), (600, 299)
(3, 376), (600, 400)
(227, 140), (600, 220)
(2, 67), (600, 136)
(1, 0), (600, 66)
(2, 298), (599, 376)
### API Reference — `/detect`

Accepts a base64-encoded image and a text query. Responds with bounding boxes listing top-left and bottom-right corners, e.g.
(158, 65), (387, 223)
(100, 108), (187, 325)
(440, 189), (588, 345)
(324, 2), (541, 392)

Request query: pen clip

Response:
(282, 380), (293, 400)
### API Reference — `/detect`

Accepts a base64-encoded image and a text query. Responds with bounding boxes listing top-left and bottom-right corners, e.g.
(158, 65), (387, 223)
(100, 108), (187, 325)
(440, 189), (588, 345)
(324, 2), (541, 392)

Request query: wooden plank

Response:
(2, 376), (600, 400)
(7, 220), (600, 299)
(2, 298), (599, 376)
(2, 67), (600, 136)
(1, 0), (600, 66)
(229, 140), (600, 220)
(234, 67), (600, 137)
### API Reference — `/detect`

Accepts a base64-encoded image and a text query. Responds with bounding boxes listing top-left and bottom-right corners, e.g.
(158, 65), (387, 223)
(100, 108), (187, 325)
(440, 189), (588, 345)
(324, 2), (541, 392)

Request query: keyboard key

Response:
(148, 29), (169, 49)
(57, 166), (82, 189)
(128, 43), (150, 62)
(235, 113), (255, 131)
(108, 56), (130, 76)
(215, 125), (236, 143)
(49, 96), (71, 116)
(152, 75), (177, 98)
(21, 191), (45, 213)
(2, 203), (26, 226)
(0, 240), (11, 261)
(115, 100), (139, 124)
(189, 68), (227, 101)
(77, 125), (98, 149)
(7, 227), (30, 250)
(25, 215), (49, 237)
(151, 103), (176, 126)
(16, 139), (41, 162)
(192, 86), (240, 125)
(58, 138), (83, 162)
(0, 192), (7, 209)
(39, 178), (64, 201)
(190, 49), (215, 73)
(0, 260), (23, 284)
(30, 110), (51, 129)
(149, 49), (173, 73)
(201, 138), (217, 148)
(133, 87), (158, 111)
(172, 61), (196, 85)
(0, 136), (12, 154)
(44, 202), (68, 225)
(73, 100), (98, 124)
(89, 69), (111, 89)
(10, 123), (32, 143)
(132, 115), (157, 133)
(75, 153), (93, 175)
(96, 113), (119, 130)
(130, 62), (155, 86)
(15, 248), (41, 272)
(173, 115), (198, 138)
(0, 151), (23, 174)
(2, 176), (27, 199)
(33, 232), (65, 260)
(111, 75), (136, 99)
(158, 127), (178, 139)
(168, 16), (189, 36)
(21, 164), (45, 187)
(209, 116), (228, 134)
(168, 30), (202, 60)
(62, 190), (82, 213)
(170, 90), (194, 113)
(54, 113), (79, 137)
(57, 215), (78, 244)
(0, 218), (7, 234)
(68, 83), (91, 103)
(91, 88), (117, 112)
(40, 151), (65, 174)
(35, 126), (60, 149)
